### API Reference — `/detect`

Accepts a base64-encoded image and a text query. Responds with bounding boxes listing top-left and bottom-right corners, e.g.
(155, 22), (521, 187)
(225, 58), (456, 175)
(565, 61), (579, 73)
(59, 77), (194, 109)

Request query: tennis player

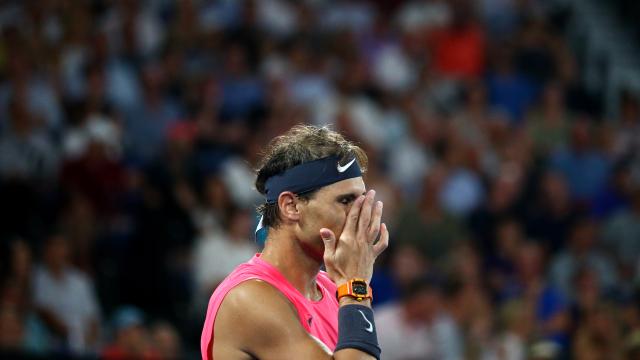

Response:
(201, 125), (388, 359)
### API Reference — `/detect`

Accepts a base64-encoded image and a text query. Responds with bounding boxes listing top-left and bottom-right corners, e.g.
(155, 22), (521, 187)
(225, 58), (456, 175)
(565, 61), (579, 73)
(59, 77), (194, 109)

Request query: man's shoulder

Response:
(215, 279), (300, 341)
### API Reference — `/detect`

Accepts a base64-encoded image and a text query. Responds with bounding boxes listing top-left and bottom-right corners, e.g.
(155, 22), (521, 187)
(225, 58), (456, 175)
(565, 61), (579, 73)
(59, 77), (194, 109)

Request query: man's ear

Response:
(278, 191), (300, 222)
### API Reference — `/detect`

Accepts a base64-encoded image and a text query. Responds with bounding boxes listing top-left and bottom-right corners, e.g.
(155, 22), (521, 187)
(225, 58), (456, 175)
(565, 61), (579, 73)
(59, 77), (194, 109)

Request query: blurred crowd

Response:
(0, 0), (640, 359)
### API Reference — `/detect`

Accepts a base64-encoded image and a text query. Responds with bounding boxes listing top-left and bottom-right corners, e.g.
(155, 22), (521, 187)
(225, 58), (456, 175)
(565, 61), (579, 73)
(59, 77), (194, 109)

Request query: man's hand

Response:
(320, 189), (389, 287)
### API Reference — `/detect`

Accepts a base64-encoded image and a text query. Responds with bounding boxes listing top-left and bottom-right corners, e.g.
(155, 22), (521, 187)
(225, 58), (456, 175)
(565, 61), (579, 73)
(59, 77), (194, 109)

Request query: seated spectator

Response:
(592, 161), (633, 219)
(32, 234), (101, 355)
(59, 120), (127, 219)
(573, 304), (623, 360)
(102, 306), (159, 360)
(192, 208), (257, 305)
(602, 186), (640, 280)
(486, 44), (537, 124)
(550, 219), (618, 300)
(0, 96), (58, 182)
(525, 171), (579, 254)
(549, 119), (611, 203)
(484, 218), (524, 296)
(501, 242), (570, 349)
(0, 304), (23, 353)
(394, 166), (468, 262)
(495, 299), (535, 360)
(0, 239), (49, 355)
(149, 321), (181, 360)
(121, 63), (183, 166)
(376, 275), (463, 359)
(429, 0), (486, 79)
(526, 82), (572, 155)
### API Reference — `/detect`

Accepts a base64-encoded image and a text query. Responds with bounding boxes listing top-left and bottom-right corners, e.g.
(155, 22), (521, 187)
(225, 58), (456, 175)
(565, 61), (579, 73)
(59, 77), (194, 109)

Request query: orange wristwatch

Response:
(336, 278), (373, 302)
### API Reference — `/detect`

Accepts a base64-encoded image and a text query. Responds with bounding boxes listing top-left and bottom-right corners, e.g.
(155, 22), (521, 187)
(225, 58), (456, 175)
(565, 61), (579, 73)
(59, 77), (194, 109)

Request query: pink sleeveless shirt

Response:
(200, 254), (339, 359)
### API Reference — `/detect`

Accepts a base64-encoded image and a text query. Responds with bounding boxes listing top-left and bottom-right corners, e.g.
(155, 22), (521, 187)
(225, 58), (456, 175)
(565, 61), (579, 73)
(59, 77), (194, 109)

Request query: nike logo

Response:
(337, 158), (356, 173)
(358, 310), (374, 333)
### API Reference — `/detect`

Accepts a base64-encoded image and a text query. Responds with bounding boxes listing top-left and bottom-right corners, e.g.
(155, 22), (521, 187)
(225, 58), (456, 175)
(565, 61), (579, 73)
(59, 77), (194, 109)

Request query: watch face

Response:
(352, 282), (368, 295)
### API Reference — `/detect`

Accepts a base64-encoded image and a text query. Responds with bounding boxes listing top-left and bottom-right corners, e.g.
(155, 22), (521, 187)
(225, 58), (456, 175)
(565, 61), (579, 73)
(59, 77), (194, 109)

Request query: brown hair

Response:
(255, 124), (368, 229)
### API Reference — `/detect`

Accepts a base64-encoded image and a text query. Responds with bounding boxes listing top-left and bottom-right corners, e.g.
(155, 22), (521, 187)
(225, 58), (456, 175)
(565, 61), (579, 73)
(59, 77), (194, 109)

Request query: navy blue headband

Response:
(264, 155), (362, 203)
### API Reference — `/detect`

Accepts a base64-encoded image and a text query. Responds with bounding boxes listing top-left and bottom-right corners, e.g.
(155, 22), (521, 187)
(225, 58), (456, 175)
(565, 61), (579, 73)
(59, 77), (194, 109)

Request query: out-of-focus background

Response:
(1, 0), (640, 359)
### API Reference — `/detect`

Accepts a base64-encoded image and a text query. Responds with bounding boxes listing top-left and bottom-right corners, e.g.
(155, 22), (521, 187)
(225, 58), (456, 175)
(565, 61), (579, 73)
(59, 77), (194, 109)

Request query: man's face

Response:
(294, 177), (366, 261)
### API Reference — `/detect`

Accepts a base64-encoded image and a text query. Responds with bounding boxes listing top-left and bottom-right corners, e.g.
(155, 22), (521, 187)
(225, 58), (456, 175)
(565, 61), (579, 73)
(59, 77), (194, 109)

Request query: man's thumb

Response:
(320, 228), (336, 255)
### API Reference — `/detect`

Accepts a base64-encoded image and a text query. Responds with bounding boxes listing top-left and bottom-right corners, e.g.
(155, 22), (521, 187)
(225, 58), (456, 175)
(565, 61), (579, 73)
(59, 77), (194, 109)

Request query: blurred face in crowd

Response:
(11, 240), (32, 279)
(204, 176), (229, 211)
(9, 97), (32, 135)
(489, 167), (522, 211)
(117, 323), (149, 354)
(391, 244), (427, 286)
(405, 286), (441, 324)
(540, 172), (570, 210)
(571, 120), (592, 151)
(501, 300), (535, 337)
(151, 322), (181, 358)
(621, 94), (639, 124)
(225, 45), (250, 77)
(0, 306), (23, 349)
(575, 267), (600, 309)
(542, 83), (565, 114)
(517, 242), (544, 281)
(496, 220), (523, 258)
(228, 210), (252, 242)
(466, 81), (487, 109)
(570, 221), (597, 254)
(44, 235), (70, 272)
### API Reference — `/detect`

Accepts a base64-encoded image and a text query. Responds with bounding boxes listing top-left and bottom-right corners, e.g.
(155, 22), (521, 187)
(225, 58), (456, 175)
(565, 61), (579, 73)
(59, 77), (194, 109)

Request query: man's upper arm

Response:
(213, 280), (334, 360)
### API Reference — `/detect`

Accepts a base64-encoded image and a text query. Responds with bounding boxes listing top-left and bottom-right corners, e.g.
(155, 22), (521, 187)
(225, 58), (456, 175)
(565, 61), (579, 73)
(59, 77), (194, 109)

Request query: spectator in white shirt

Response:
(32, 234), (100, 354)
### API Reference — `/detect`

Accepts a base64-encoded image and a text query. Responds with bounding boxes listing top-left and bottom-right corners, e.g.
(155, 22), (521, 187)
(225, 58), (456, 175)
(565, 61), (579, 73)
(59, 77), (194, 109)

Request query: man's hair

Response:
(255, 125), (368, 229)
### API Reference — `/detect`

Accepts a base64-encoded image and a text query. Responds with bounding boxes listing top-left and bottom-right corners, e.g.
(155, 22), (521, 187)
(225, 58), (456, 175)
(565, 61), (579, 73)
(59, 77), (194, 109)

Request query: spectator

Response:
(495, 299), (535, 360)
(602, 186), (640, 280)
(468, 163), (525, 257)
(486, 43), (537, 124)
(0, 239), (49, 355)
(429, 0), (486, 79)
(397, 165), (469, 261)
(501, 242), (570, 349)
(376, 276), (453, 360)
(573, 304), (623, 360)
(525, 171), (579, 254)
(592, 160), (633, 219)
(150, 321), (181, 360)
(526, 82), (572, 155)
(102, 306), (159, 360)
(0, 96), (58, 182)
(549, 219), (618, 300)
(484, 219), (525, 297)
(121, 62), (183, 166)
(550, 119), (611, 203)
(32, 234), (101, 354)
(193, 208), (257, 307)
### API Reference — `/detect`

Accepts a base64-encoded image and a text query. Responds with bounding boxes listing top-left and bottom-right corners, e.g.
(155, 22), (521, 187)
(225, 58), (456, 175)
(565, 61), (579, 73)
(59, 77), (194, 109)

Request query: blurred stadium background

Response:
(1, 0), (640, 359)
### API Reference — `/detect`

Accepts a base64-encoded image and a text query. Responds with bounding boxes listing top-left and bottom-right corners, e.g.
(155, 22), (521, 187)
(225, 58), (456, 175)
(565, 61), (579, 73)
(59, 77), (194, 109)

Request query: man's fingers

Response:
(357, 190), (375, 240)
(373, 223), (389, 257)
(343, 195), (365, 236)
(368, 201), (383, 243)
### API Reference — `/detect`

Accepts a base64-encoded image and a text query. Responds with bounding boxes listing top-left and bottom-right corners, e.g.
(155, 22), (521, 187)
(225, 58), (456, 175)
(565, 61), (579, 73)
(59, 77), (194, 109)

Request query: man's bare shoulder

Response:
(212, 279), (304, 357)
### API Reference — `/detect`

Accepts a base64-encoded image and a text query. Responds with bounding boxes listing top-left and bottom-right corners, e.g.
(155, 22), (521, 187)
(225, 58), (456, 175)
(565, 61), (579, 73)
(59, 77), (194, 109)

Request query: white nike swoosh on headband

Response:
(337, 158), (356, 173)
(358, 310), (374, 333)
